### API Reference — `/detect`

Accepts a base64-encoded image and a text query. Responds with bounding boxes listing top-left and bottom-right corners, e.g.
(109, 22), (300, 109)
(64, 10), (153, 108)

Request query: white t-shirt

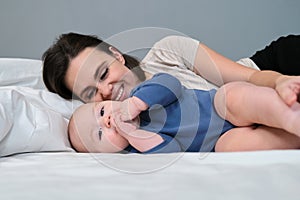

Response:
(141, 35), (218, 90)
(141, 35), (260, 90)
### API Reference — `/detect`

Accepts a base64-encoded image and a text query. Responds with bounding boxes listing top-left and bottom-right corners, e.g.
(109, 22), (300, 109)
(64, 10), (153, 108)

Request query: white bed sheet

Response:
(1, 150), (299, 200)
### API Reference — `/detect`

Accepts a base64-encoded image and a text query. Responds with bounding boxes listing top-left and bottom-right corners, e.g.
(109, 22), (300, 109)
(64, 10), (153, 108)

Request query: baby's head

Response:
(68, 101), (129, 153)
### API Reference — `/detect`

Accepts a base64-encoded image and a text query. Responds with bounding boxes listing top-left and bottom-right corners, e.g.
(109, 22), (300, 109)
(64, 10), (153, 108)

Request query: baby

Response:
(68, 73), (300, 153)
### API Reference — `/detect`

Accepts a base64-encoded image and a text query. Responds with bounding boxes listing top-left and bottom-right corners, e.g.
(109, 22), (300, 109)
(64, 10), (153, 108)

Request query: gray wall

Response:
(0, 0), (299, 61)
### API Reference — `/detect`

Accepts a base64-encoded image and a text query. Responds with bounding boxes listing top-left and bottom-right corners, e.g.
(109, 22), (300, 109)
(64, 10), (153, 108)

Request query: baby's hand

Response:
(119, 97), (145, 121)
(112, 112), (139, 138)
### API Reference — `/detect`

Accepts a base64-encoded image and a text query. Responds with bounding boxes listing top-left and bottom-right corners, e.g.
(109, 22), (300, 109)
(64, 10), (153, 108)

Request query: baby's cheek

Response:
(106, 133), (129, 151)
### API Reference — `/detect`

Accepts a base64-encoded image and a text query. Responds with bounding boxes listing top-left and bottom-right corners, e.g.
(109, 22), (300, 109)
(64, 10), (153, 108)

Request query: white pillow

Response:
(0, 58), (83, 156)
(0, 86), (83, 157)
(0, 58), (45, 89)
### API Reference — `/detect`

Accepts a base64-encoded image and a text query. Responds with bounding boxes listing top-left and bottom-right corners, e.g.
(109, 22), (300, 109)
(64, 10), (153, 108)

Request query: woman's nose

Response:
(97, 82), (113, 100)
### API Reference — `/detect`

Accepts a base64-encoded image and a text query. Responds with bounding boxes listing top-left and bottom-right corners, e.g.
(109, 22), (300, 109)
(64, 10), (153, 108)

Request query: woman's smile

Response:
(113, 83), (124, 101)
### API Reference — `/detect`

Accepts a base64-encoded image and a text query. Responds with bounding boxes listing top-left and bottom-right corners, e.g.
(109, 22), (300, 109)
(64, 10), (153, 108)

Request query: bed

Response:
(0, 58), (299, 200)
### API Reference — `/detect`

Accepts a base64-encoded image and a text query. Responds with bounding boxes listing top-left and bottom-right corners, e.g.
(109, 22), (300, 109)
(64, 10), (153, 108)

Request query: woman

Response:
(43, 32), (300, 151)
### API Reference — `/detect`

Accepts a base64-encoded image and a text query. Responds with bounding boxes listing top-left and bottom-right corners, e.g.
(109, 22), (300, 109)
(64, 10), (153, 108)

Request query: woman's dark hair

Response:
(42, 32), (144, 100)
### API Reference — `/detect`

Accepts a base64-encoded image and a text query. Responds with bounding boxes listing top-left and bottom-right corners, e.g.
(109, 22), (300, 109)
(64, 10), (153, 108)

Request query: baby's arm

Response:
(119, 96), (148, 121)
(113, 112), (163, 152)
(114, 96), (164, 152)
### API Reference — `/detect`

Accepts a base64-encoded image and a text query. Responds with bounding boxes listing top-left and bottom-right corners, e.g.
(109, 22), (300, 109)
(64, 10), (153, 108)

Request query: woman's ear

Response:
(109, 46), (125, 65)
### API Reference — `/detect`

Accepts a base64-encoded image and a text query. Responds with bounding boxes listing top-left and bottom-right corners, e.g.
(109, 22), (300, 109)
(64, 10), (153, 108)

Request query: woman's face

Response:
(69, 101), (129, 153)
(65, 47), (141, 103)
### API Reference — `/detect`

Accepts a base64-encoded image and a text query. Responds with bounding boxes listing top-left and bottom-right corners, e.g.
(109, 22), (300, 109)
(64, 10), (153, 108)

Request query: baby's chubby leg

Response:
(214, 81), (300, 137)
(215, 126), (300, 152)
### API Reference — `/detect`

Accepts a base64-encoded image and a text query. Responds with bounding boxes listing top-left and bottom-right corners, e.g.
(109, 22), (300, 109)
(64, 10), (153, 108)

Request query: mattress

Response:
(1, 151), (299, 200)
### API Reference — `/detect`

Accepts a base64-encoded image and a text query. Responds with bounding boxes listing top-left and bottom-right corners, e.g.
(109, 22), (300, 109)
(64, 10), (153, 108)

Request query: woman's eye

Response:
(100, 68), (109, 80)
(100, 106), (104, 116)
(87, 89), (97, 100)
(98, 129), (102, 140)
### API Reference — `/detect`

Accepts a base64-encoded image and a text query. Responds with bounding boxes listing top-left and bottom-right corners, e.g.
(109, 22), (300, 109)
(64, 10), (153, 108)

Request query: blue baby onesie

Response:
(125, 73), (235, 153)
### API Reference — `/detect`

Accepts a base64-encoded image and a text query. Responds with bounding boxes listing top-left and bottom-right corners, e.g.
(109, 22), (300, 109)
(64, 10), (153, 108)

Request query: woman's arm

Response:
(194, 43), (300, 106)
(193, 43), (258, 86)
(148, 36), (284, 89)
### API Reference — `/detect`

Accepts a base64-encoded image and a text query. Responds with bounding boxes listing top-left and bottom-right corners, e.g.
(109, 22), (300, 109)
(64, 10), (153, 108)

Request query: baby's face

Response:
(68, 101), (129, 153)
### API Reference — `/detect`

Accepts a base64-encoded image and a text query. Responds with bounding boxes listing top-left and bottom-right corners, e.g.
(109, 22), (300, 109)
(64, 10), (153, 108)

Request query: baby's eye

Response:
(98, 129), (102, 140)
(100, 106), (104, 116)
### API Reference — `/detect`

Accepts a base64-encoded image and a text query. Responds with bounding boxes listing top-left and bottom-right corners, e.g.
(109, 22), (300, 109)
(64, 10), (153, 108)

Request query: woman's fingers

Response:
(276, 76), (300, 106)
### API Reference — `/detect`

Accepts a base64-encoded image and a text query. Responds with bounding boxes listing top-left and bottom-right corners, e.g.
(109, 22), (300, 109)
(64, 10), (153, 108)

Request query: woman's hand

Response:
(248, 70), (300, 106)
(275, 75), (300, 106)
